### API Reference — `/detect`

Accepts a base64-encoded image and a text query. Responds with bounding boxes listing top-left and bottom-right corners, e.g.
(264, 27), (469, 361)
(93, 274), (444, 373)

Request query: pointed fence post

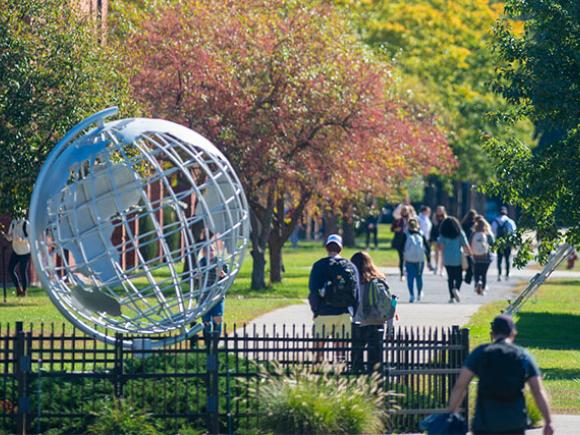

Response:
(206, 330), (220, 434)
(14, 321), (30, 435)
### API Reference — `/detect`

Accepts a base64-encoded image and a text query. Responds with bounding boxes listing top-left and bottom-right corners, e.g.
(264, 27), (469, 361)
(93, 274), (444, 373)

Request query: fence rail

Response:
(0, 322), (469, 434)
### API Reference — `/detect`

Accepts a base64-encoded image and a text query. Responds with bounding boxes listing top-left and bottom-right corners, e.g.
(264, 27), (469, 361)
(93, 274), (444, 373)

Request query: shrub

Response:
(87, 399), (159, 435)
(249, 363), (395, 435)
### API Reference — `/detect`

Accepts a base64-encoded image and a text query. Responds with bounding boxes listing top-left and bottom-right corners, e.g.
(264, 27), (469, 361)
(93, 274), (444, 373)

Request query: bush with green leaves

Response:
(249, 363), (395, 435)
(87, 399), (158, 435)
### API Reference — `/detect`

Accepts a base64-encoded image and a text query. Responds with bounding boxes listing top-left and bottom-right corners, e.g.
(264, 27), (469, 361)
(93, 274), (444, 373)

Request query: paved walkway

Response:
(242, 263), (580, 334)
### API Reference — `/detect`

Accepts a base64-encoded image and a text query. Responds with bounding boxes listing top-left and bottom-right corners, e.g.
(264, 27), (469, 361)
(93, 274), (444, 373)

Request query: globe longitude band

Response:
(28, 107), (250, 347)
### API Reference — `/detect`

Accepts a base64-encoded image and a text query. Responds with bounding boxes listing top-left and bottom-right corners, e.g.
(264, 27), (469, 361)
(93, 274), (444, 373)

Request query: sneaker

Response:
(417, 292), (423, 302)
(451, 288), (461, 302)
(505, 275), (510, 281)
(409, 295), (415, 303)
(497, 275), (502, 282)
(475, 282), (483, 295)
(448, 298), (455, 304)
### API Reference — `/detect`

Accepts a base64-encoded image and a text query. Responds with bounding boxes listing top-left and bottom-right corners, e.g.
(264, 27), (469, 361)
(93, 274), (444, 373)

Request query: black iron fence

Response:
(0, 322), (469, 434)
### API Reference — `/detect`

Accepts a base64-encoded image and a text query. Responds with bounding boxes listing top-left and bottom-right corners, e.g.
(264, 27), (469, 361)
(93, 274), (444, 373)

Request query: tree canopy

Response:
(339, 0), (532, 183)
(0, 0), (134, 216)
(128, 0), (455, 288)
(486, 0), (579, 262)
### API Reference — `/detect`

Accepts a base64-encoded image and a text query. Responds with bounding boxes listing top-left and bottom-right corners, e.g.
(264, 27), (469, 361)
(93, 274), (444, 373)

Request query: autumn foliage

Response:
(128, 0), (455, 288)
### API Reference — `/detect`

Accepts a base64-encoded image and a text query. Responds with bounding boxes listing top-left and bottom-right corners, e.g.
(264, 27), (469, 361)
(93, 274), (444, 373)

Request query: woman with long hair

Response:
(471, 217), (495, 294)
(391, 205), (412, 280)
(350, 251), (394, 373)
(461, 209), (478, 284)
(430, 205), (447, 275)
(437, 217), (472, 303)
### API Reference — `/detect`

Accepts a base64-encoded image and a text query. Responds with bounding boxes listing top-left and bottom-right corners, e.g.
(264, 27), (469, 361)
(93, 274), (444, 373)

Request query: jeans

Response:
(497, 246), (512, 277)
(405, 262), (424, 297)
(474, 262), (491, 288)
(9, 253), (30, 295)
(445, 265), (463, 298)
(351, 324), (384, 373)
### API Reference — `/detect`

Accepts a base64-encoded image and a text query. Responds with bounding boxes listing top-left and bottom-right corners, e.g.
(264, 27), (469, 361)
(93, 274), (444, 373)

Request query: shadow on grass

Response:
(517, 312), (580, 350)
(542, 367), (580, 381)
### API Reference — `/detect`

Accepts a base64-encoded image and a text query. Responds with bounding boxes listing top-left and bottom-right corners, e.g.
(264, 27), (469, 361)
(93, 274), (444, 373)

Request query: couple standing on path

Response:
(308, 234), (396, 373)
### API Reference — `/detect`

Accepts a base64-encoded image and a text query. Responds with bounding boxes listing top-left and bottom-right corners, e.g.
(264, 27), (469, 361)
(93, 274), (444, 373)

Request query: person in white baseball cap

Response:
(308, 234), (359, 361)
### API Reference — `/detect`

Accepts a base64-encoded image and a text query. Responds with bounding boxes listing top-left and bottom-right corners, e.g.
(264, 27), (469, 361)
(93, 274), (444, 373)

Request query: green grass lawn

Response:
(0, 224), (396, 328)
(465, 279), (580, 414)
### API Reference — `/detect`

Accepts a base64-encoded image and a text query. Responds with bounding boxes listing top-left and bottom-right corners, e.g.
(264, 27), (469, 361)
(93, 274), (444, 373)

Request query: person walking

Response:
(403, 218), (430, 303)
(350, 251), (396, 373)
(471, 217), (495, 295)
(437, 216), (472, 303)
(308, 234), (359, 360)
(447, 314), (553, 435)
(391, 205), (412, 280)
(418, 206), (433, 268)
(1, 213), (31, 297)
(461, 209), (478, 285)
(430, 206), (447, 275)
(365, 207), (379, 250)
(491, 206), (516, 281)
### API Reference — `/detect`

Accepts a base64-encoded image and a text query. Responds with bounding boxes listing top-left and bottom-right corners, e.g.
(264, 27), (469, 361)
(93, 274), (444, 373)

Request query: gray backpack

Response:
(359, 278), (395, 324)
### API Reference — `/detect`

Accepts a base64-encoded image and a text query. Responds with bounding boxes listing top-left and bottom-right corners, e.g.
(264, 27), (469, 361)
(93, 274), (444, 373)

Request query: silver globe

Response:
(28, 107), (249, 346)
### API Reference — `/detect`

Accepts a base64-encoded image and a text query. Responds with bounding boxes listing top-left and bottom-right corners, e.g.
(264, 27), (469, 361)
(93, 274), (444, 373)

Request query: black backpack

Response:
(322, 257), (357, 308)
(495, 219), (510, 239)
(478, 340), (526, 402)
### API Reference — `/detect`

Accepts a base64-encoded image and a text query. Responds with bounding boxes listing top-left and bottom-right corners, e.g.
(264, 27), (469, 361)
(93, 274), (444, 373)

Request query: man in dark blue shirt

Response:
(308, 234), (359, 359)
(448, 314), (553, 435)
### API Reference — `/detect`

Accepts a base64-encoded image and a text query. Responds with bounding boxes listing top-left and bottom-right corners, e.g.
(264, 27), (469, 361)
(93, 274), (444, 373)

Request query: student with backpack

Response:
(448, 314), (553, 435)
(437, 217), (472, 303)
(403, 218), (431, 303)
(350, 251), (396, 373)
(491, 206), (516, 281)
(470, 217), (495, 295)
(309, 234), (359, 359)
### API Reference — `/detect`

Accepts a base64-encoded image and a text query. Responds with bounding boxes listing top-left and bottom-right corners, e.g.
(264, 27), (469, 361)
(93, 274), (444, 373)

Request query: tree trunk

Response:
(268, 186), (311, 283)
(341, 205), (356, 248)
(251, 248), (267, 290)
(268, 239), (284, 283)
(322, 210), (339, 243)
(249, 186), (276, 290)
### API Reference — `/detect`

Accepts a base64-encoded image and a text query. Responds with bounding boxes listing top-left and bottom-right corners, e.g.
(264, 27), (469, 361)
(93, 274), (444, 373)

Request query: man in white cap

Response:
(308, 234), (359, 360)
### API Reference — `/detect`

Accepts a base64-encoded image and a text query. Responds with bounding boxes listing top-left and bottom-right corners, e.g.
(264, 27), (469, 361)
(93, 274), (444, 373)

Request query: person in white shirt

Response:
(491, 206), (517, 281)
(1, 214), (31, 297)
(418, 206), (433, 270)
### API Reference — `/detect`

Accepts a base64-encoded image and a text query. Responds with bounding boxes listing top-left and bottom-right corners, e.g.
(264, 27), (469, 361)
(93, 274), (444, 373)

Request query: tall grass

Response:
(249, 363), (396, 434)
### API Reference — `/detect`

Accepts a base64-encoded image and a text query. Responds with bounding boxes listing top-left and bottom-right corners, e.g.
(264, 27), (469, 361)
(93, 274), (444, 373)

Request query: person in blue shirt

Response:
(448, 315), (553, 435)
(437, 216), (472, 303)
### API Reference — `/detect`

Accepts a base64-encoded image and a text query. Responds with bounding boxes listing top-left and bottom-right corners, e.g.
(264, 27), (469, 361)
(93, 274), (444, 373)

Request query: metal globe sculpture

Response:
(28, 107), (249, 346)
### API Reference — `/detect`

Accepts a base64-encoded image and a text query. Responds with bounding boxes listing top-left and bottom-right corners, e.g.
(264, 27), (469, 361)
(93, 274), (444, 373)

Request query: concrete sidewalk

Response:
(242, 261), (532, 334)
(242, 262), (580, 334)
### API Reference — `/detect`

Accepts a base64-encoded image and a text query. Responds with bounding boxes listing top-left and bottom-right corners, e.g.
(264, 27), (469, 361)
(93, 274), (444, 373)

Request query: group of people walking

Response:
(390, 203), (515, 303)
(309, 230), (553, 435)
